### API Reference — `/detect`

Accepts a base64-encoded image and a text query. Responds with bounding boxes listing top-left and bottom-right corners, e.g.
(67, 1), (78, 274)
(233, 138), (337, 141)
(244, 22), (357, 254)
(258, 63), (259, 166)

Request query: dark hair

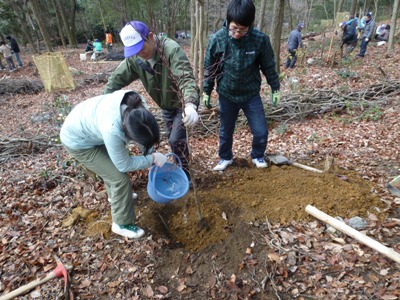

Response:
(226, 0), (255, 28)
(122, 92), (160, 155)
(105, 30), (110, 34)
(6, 35), (11, 40)
(386, 24), (390, 30)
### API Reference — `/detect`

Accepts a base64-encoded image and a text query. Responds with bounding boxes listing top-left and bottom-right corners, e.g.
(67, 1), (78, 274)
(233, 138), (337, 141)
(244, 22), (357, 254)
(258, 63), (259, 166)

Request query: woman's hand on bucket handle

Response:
(152, 153), (167, 167)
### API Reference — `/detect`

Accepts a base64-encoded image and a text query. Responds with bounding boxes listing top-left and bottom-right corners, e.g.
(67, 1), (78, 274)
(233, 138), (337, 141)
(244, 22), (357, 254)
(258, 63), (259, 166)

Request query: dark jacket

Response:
(342, 24), (358, 45)
(85, 42), (94, 52)
(287, 29), (303, 51)
(9, 38), (20, 53)
(203, 21), (280, 103)
(346, 18), (358, 35)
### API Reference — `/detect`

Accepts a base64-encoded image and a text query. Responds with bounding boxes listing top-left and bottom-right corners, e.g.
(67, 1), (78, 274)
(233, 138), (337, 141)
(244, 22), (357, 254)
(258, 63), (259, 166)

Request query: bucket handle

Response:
(165, 153), (182, 169)
(150, 153), (183, 191)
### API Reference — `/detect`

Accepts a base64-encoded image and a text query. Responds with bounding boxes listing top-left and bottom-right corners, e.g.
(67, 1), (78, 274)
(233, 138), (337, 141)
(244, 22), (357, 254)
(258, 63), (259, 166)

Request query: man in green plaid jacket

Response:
(203, 0), (280, 172)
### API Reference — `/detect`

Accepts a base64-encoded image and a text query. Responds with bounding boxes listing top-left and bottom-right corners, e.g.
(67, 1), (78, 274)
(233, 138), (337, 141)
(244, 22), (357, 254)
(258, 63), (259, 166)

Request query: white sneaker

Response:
(252, 157), (268, 168)
(213, 159), (233, 171)
(108, 192), (137, 203)
(111, 222), (145, 239)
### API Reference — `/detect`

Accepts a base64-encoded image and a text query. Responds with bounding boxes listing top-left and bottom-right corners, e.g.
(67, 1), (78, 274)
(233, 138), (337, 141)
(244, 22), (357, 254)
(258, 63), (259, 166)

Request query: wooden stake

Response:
(305, 205), (400, 264)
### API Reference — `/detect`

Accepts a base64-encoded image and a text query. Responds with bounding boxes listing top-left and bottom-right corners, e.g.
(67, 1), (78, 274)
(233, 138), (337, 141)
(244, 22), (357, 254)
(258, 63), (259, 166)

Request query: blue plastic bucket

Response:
(147, 153), (189, 204)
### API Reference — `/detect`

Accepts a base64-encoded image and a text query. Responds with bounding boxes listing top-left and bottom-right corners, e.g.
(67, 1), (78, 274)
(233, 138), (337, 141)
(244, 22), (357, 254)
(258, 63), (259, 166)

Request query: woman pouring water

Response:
(60, 90), (168, 238)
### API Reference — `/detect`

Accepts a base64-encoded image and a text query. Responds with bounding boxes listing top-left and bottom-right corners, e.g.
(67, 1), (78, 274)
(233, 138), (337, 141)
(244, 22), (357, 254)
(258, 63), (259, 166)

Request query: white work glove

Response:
(182, 103), (199, 127)
(365, 38), (369, 42)
(152, 153), (167, 167)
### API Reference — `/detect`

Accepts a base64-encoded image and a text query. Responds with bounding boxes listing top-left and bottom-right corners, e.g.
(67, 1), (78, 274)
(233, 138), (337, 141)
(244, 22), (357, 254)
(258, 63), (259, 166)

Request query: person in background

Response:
(105, 30), (113, 53)
(104, 21), (200, 183)
(91, 39), (103, 60)
(85, 39), (94, 52)
(285, 22), (304, 69)
(346, 14), (358, 37)
(6, 35), (23, 68)
(356, 12), (376, 58)
(203, 0), (280, 171)
(60, 90), (168, 239)
(93, 39), (103, 52)
(375, 24), (390, 42)
(339, 21), (358, 58)
(357, 13), (367, 38)
(0, 51), (6, 70)
(375, 24), (386, 38)
(0, 41), (16, 72)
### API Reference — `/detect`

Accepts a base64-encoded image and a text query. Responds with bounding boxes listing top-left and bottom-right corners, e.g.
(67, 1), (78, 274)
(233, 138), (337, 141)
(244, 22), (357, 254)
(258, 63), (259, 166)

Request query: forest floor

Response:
(1, 32), (400, 300)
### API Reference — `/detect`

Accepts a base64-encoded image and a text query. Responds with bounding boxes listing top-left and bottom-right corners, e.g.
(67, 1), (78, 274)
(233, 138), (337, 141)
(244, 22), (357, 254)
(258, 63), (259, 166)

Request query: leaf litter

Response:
(0, 42), (399, 299)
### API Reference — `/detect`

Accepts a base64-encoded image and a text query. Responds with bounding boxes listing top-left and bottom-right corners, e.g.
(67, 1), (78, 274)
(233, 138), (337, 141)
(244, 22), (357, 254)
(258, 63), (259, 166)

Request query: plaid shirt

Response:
(203, 22), (280, 103)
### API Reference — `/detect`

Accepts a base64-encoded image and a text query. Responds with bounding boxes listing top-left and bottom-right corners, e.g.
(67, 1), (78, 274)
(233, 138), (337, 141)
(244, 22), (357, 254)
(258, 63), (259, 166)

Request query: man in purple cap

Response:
(104, 21), (200, 183)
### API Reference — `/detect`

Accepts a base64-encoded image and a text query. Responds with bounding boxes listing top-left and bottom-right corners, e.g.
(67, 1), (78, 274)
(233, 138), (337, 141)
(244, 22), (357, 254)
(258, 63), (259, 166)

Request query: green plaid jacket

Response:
(203, 23), (280, 103)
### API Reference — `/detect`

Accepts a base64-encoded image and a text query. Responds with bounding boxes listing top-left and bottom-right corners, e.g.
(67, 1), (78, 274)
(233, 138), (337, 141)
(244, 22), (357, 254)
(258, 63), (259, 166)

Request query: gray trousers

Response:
(5, 56), (16, 71)
(63, 144), (135, 225)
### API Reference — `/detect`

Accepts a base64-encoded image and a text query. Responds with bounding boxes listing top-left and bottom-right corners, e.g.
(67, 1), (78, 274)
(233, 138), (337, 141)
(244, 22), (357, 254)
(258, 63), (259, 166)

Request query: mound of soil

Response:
(82, 159), (384, 252)
(76, 159), (387, 299)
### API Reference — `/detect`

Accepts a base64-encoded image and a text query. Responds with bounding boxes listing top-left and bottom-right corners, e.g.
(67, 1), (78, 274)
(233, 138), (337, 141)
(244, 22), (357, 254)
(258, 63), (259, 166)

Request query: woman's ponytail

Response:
(122, 92), (160, 155)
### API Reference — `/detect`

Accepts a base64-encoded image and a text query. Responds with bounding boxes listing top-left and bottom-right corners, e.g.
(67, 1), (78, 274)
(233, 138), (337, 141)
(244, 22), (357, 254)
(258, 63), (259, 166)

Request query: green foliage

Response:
(330, 101), (384, 124)
(307, 133), (320, 143)
(336, 68), (358, 79)
(359, 105), (384, 121)
(0, 1), (18, 35)
(276, 123), (289, 135)
(49, 95), (73, 144)
(53, 95), (73, 124)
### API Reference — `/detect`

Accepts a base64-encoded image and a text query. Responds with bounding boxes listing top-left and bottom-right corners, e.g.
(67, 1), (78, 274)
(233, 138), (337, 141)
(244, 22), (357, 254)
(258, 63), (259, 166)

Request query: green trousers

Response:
(63, 144), (135, 225)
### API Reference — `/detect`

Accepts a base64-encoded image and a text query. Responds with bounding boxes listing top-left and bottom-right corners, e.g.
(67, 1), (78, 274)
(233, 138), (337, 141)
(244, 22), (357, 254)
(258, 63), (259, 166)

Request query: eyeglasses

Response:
(229, 28), (249, 35)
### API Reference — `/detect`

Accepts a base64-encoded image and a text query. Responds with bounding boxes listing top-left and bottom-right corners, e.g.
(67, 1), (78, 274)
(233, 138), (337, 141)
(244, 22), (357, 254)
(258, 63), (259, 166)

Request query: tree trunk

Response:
(69, 0), (78, 48)
(165, 0), (180, 40)
(287, 0), (293, 31)
(305, 0), (314, 29)
(113, 0), (129, 26)
(191, 0), (196, 55)
(193, 0), (200, 81)
(213, 0), (222, 32)
(198, 0), (205, 91)
(270, 0), (285, 73)
(337, 0), (345, 13)
(373, 0), (379, 21)
(51, 0), (67, 48)
(350, 0), (357, 16)
(257, 0), (267, 32)
(9, 1), (38, 53)
(387, 0), (400, 53)
(28, 0), (53, 52)
(206, 0), (209, 36)
(96, 0), (107, 31)
(55, 0), (77, 48)
(362, 0), (367, 14)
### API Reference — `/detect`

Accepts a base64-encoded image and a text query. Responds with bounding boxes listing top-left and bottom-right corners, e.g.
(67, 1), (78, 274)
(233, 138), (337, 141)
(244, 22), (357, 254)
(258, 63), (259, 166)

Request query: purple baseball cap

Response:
(120, 21), (150, 58)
